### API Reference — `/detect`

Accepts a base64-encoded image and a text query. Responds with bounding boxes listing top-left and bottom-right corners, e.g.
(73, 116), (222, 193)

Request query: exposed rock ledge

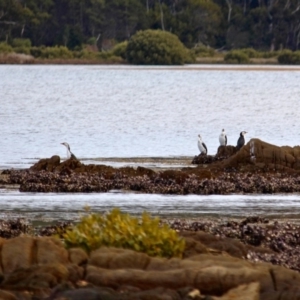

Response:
(0, 229), (300, 299)
(2, 138), (300, 194)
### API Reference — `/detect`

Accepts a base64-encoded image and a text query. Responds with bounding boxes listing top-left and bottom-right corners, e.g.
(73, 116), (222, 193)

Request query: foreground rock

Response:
(0, 230), (300, 299)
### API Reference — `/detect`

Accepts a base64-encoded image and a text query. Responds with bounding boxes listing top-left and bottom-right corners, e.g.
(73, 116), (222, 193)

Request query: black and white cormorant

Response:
(197, 134), (208, 155)
(219, 129), (227, 146)
(61, 142), (77, 159)
(236, 131), (247, 150)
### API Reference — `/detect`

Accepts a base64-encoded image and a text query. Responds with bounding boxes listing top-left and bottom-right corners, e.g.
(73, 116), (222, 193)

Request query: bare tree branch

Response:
(158, 0), (165, 31)
(225, 0), (232, 23)
(0, 21), (17, 25)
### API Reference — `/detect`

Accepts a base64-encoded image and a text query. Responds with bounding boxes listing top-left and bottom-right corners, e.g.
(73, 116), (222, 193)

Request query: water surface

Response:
(1, 65), (300, 221)
(1, 189), (300, 222)
(1, 65), (300, 168)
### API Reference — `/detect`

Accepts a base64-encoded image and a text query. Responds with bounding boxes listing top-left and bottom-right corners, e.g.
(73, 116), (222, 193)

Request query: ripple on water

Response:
(1, 65), (300, 167)
(1, 190), (300, 222)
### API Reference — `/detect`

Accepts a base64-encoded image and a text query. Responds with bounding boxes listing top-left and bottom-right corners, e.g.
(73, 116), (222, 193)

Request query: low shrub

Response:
(112, 41), (128, 59)
(40, 46), (73, 59)
(13, 46), (31, 55)
(126, 29), (194, 65)
(0, 42), (13, 53)
(63, 208), (185, 258)
(260, 51), (280, 58)
(12, 38), (31, 48)
(87, 37), (97, 45)
(96, 51), (114, 60)
(277, 50), (300, 64)
(224, 50), (250, 63)
(192, 45), (215, 57)
(30, 46), (45, 58)
(74, 49), (98, 60)
(239, 48), (259, 58)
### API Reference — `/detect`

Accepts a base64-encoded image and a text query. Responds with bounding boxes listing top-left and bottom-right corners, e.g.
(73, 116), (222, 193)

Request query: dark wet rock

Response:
(3, 139), (300, 195)
(192, 154), (216, 164)
(192, 145), (237, 165)
(1, 218), (300, 299)
(49, 286), (121, 300)
(37, 221), (73, 238)
(165, 217), (300, 272)
(5, 165), (300, 195)
(215, 145), (237, 159)
(192, 138), (300, 172)
(0, 289), (18, 300)
(0, 219), (30, 238)
(219, 138), (300, 171)
(30, 155), (61, 171)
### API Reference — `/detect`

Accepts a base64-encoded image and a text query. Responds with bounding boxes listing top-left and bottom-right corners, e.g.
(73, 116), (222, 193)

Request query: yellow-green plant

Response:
(64, 208), (185, 258)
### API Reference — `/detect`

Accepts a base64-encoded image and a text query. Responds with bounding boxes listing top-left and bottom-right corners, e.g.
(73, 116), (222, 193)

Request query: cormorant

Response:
(61, 142), (77, 159)
(219, 129), (227, 146)
(197, 134), (208, 155)
(236, 131), (247, 150)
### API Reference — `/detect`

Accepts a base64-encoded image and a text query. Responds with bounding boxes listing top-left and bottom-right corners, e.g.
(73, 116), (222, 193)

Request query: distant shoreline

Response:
(2, 52), (299, 70)
(1, 60), (300, 71)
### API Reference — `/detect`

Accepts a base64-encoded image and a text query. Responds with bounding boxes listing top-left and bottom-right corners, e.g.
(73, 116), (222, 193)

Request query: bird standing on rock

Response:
(61, 142), (77, 159)
(197, 134), (208, 155)
(236, 131), (247, 150)
(219, 129), (227, 146)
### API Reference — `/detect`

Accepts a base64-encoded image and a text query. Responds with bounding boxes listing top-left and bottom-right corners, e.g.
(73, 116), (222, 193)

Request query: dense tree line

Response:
(1, 0), (300, 51)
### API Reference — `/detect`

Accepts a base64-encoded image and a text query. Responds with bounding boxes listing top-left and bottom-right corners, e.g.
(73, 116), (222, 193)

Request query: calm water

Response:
(1, 190), (300, 222)
(1, 64), (300, 221)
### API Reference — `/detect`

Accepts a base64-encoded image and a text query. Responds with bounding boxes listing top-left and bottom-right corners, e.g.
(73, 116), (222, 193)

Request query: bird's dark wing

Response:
(70, 152), (77, 160)
(225, 135), (227, 146)
(237, 136), (245, 149)
(202, 142), (208, 154)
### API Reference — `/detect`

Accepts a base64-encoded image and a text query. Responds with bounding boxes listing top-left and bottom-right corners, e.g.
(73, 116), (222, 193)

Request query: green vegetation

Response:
(1, 0), (300, 56)
(63, 208), (185, 258)
(38, 46), (73, 59)
(192, 46), (216, 57)
(0, 42), (13, 54)
(112, 41), (128, 60)
(224, 50), (250, 64)
(278, 50), (300, 65)
(126, 30), (193, 65)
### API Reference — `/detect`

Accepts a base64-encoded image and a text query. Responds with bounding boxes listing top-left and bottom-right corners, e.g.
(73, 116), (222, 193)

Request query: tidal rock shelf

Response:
(2, 139), (300, 194)
(1, 217), (300, 299)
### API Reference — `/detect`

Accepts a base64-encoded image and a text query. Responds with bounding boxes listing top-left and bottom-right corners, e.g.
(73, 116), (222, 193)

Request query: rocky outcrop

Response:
(0, 219), (299, 299)
(192, 145), (237, 164)
(0, 234), (299, 299)
(219, 139), (300, 171)
(5, 166), (300, 194)
(29, 155), (61, 171)
(193, 138), (300, 171)
(2, 139), (300, 194)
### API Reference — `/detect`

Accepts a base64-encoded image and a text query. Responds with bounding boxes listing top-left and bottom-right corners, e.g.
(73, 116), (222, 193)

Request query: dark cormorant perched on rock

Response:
(236, 131), (247, 150)
(197, 134), (208, 155)
(61, 142), (77, 159)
